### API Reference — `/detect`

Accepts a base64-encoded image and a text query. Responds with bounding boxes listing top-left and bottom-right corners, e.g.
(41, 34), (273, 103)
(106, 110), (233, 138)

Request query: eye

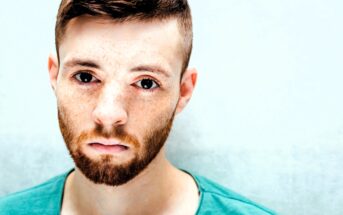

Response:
(74, 72), (98, 84)
(135, 78), (159, 90)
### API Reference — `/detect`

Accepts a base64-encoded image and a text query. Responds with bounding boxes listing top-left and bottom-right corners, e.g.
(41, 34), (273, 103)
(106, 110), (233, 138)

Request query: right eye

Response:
(74, 72), (99, 84)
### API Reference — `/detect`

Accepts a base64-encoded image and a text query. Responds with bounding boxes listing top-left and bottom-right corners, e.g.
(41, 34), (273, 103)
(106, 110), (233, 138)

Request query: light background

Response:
(1, 0), (342, 214)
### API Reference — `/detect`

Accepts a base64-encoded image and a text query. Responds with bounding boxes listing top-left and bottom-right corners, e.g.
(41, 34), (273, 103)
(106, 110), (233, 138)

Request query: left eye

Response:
(135, 78), (159, 90)
(74, 72), (98, 83)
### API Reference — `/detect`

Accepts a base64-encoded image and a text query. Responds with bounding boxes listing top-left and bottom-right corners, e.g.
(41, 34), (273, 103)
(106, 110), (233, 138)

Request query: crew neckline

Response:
(58, 168), (204, 214)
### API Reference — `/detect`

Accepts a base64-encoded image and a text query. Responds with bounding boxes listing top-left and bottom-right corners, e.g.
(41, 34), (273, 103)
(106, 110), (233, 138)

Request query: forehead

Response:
(59, 16), (183, 74)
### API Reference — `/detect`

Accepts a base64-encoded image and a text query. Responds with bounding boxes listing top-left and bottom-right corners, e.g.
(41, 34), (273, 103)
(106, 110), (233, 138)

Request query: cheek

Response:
(57, 86), (97, 131)
(128, 92), (178, 134)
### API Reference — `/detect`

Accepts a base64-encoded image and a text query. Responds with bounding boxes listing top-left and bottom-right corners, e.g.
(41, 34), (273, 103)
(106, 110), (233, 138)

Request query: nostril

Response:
(92, 105), (128, 127)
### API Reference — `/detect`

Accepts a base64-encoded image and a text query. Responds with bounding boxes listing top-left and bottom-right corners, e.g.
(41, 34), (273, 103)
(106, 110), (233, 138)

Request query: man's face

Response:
(52, 16), (188, 186)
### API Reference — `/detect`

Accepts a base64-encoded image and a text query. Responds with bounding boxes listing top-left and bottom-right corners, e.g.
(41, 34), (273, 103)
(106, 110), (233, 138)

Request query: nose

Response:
(92, 84), (128, 128)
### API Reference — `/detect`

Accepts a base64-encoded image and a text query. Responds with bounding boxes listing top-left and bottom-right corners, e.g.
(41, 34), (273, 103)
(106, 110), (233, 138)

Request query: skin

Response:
(48, 16), (198, 215)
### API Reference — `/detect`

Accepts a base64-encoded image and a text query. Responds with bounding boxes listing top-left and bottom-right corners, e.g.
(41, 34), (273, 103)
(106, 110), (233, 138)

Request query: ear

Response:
(48, 53), (59, 93)
(175, 68), (198, 114)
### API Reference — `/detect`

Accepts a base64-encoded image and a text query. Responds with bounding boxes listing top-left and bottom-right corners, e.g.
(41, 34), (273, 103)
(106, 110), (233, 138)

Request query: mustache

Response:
(76, 124), (140, 148)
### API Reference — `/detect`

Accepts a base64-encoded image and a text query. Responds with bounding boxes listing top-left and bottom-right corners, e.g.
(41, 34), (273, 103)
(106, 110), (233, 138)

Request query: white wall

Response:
(1, 1), (342, 214)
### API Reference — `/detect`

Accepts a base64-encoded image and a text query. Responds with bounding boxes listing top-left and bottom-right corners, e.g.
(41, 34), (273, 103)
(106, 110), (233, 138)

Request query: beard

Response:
(58, 106), (175, 186)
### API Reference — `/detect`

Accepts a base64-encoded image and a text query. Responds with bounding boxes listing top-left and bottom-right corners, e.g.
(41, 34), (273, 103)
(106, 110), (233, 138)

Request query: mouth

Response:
(88, 141), (129, 154)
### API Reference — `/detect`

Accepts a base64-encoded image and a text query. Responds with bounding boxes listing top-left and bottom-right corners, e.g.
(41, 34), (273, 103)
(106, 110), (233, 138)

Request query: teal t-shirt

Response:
(0, 170), (276, 215)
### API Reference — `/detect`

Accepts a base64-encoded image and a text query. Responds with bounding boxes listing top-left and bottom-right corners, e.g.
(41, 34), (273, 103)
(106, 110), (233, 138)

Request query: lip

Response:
(87, 138), (129, 147)
(87, 139), (129, 153)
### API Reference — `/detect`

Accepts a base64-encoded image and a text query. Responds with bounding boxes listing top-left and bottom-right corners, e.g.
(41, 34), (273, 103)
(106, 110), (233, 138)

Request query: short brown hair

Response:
(55, 0), (193, 74)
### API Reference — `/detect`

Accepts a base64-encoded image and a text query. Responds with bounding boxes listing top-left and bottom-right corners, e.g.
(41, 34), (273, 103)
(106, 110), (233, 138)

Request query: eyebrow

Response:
(62, 58), (101, 70)
(131, 65), (170, 78)
(62, 59), (170, 77)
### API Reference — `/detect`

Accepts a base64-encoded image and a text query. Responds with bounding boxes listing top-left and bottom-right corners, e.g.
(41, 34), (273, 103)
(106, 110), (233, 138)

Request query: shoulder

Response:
(192, 174), (277, 215)
(0, 170), (71, 215)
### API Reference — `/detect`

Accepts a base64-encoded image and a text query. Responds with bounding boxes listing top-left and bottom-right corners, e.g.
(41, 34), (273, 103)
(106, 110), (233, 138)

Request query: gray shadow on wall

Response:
(0, 134), (73, 197)
(166, 112), (234, 182)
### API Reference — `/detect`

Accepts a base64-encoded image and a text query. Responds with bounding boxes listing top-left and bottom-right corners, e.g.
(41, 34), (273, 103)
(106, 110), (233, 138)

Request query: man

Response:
(0, 0), (276, 214)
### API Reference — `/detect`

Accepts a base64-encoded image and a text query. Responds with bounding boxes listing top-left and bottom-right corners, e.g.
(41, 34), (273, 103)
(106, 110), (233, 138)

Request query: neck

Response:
(62, 150), (198, 215)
